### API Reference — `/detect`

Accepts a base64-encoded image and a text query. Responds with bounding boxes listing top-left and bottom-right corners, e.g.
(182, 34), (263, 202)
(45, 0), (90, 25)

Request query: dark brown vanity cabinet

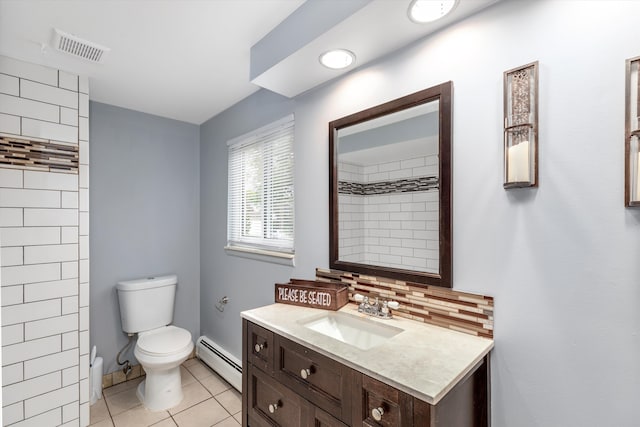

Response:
(242, 319), (490, 427)
(247, 322), (274, 373)
(273, 333), (353, 423)
(352, 367), (489, 427)
(353, 374), (414, 426)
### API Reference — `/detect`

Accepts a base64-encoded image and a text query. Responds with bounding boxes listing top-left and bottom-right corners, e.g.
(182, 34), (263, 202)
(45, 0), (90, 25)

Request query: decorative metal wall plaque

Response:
(503, 61), (538, 189)
(625, 56), (640, 207)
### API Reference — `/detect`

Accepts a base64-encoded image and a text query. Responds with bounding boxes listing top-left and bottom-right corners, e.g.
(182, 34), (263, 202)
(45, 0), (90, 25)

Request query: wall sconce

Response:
(503, 61), (538, 189)
(626, 56), (640, 207)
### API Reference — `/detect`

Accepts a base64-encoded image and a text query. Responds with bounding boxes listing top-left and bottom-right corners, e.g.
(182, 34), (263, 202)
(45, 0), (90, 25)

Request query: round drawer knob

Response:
(300, 367), (313, 379)
(254, 343), (265, 353)
(372, 406), (385, 421)
(268, 401), (281, 414)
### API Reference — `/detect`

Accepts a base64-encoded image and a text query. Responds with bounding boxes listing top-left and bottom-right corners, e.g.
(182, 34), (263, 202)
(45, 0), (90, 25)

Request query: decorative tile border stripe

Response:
(338, 176), (438, 196)
(316, 268), (493, 338)
(0, 135), (79, 173)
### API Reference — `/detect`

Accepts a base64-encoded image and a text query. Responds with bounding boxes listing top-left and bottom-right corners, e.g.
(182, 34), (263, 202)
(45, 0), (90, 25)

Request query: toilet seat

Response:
(137, 326), (192, 357)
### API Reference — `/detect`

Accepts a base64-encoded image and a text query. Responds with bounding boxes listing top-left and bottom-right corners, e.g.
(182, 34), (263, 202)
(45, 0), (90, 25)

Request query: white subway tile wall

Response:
(78, 76), (90, 425)
(0, 55), (90, 426)
(338, 156), (439, 273)
(0, 113), (20, 135)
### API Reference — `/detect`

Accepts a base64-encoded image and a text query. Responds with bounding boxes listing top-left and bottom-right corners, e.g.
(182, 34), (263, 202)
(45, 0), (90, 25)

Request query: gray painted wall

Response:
(200, 90), (297, 356)
(200, 1), (640, 426)
(90, 102), (200, 373)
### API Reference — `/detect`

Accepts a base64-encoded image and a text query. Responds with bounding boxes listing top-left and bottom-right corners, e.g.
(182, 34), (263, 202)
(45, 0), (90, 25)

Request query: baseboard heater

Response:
(195, 336), (242, 392)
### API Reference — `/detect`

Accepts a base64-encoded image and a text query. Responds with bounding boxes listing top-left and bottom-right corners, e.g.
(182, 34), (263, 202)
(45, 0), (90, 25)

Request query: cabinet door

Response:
(274, 335), (353, 424)
(246, 321), (274, 373)
(247, 363), (312, 427)
(353, 374), (413, 427)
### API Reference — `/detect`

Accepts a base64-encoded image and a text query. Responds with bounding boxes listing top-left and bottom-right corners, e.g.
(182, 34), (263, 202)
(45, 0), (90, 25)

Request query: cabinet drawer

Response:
(247, 363), (311, 427)
(314, 407), (349, 427)
(275, 335), (353, 423)
(246, 321), (274, 373)
(353, 374), (413, 427)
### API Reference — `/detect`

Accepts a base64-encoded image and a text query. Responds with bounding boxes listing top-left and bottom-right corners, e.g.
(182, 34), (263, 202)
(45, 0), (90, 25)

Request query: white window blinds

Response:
(227, 115), (295, 256)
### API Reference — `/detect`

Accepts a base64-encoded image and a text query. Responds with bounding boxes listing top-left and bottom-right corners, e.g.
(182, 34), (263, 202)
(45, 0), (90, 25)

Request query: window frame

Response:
(225, 114), (295, 265)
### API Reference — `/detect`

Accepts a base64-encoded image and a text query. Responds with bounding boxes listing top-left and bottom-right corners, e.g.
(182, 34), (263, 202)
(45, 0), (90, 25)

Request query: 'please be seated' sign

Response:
(274, 279), (349, 311)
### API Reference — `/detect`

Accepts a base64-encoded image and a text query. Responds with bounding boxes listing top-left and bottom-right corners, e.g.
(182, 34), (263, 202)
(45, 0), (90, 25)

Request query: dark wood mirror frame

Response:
(329, 81), (452, 288)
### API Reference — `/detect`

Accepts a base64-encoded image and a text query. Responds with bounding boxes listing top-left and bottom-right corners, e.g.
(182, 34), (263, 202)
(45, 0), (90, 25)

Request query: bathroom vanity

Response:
(241, 303), (493, 427)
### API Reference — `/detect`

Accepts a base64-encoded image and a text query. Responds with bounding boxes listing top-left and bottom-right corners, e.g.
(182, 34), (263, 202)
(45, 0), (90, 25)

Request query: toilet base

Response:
(137, 365), (183, 412)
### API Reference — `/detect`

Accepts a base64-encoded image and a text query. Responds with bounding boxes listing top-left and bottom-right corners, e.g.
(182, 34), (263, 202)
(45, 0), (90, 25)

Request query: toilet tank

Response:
(116, 275), (178, 334)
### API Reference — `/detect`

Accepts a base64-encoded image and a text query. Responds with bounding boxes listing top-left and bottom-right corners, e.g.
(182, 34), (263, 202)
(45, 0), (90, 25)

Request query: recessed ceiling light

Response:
(319, 49), (355, 70)
(408, 0), (457, 23)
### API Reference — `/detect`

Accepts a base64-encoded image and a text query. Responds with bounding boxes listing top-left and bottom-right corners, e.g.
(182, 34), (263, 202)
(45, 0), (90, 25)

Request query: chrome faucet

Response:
(355, 294), (399, 319)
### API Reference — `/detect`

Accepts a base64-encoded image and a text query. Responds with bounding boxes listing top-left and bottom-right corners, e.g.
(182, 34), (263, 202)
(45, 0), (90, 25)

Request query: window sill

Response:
(224, 245), (295, 267)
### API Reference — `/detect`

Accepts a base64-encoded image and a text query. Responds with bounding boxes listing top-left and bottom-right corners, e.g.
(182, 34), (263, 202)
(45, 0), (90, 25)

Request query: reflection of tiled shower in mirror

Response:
(337, 100), (440, 273)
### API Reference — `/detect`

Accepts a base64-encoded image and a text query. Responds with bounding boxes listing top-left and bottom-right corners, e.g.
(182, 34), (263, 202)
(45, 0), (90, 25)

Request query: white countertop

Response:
(241, 303), (493, 405)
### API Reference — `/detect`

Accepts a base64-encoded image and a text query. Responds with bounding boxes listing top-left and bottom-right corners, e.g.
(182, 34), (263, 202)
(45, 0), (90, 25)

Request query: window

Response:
(226, 115), (294, 262)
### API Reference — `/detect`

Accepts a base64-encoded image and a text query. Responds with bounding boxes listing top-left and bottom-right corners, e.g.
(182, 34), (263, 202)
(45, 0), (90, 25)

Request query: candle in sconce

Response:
(507, 140), (530, 183)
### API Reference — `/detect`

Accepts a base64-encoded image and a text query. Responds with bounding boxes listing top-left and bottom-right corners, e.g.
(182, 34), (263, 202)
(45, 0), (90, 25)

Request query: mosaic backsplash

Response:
(316, 268), (493, 339)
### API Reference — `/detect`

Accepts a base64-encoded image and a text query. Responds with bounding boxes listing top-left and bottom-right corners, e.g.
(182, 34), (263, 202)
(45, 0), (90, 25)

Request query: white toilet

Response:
(116, 274), (194, 412)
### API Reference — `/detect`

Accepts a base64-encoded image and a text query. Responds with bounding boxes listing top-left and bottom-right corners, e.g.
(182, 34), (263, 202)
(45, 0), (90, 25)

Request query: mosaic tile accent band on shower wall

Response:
(0, 135), (79, 173)
(316, 268), (494, 338)
(338, 176), (439, 195)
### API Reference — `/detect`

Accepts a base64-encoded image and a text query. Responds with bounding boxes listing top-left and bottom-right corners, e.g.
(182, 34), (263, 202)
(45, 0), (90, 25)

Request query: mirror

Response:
(329, 82), (452, 288)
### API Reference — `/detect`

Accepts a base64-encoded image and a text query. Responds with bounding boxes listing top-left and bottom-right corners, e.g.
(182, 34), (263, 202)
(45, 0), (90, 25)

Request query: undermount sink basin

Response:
(299, 311), (403, 350)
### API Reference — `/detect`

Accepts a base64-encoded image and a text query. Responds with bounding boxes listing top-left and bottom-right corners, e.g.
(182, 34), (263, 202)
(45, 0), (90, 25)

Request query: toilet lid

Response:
(137, 326), (192, 356)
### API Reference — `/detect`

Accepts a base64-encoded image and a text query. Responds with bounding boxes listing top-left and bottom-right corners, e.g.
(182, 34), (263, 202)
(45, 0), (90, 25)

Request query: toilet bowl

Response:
(116, 275), (194, 412)
(134, 325), (194, 411)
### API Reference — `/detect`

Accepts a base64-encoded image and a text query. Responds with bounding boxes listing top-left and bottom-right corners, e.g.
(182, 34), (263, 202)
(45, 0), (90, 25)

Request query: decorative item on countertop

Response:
(275, 278), (349, 311)
(504, 61), (538, 189)
(625, 55), (640, 207)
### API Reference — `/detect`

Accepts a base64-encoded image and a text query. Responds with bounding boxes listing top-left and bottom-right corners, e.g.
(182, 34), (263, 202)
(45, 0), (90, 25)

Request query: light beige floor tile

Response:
(104, 377), (144, 397)
(214, 388), (241, 415)
(168, 381), (212, 415)
(151, 418), (178, 427)
(90, 398), (111, 424)
(185, 361), (214, 380)
(233, 412), (242, 424)
(90, 418), (114, 427)
(180, 366), (196, 386)
(173, 398), (228, 427)
(111, 405), (170, 427)
(182, 358), (201, 368)
(105, 386), (141, 416)
(199, 373), (231, 396)
(213, 416), (241, 426)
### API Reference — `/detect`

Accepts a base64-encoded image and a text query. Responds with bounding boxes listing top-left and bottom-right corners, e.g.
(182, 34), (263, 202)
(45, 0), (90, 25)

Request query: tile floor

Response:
(90, 358), (242, 427)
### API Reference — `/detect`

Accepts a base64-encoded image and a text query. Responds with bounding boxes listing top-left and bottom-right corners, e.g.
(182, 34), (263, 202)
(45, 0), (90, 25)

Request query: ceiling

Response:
(0, 0), (498, 125)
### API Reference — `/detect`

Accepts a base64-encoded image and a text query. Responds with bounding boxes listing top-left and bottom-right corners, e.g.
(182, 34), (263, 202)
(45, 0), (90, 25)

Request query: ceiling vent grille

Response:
(52, 28), (110, 63)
